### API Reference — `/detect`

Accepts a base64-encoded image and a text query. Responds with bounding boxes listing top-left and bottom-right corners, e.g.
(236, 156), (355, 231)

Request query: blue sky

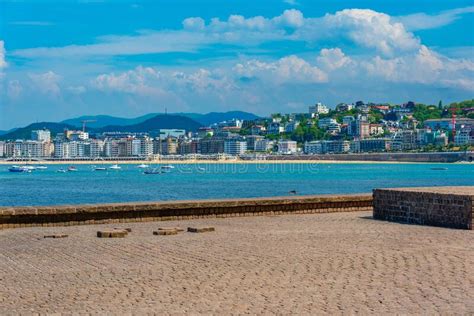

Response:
(0, 0), (473, 129)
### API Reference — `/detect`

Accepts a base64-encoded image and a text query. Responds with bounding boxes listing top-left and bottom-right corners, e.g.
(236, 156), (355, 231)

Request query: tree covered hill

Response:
(0, 123), (76, 140)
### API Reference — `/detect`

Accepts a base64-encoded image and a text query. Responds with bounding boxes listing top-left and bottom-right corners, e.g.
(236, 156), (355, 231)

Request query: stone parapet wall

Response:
(260, 152), (473, 162)
(0, 194), (372, 229)
(373, 187), (473, 230)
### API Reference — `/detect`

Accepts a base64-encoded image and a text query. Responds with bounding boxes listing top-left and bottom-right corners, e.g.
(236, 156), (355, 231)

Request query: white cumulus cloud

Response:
(28, 71), (61, 96)
(362, 45), (474, 90)
(93, 66), (162, 96)
(0, 40), (7, 69)
(317, 48), (353, 70)
(12, 7), (463, 60)
(234, 55), (327, 84)
(398, 6), (474, 31)
(7, 80), (22, 99)
(182, 17), (206, 31)
(321, 9), (420, 55)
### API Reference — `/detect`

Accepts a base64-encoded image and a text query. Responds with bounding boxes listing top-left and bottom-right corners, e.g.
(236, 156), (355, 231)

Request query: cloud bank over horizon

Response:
(0, 4), (473, 129)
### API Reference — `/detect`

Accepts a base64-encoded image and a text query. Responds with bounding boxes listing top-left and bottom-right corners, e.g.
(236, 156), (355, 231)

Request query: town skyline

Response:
(1, 98), (472, 161)
(1, 0), (474, 129)
(0, 98), (469, 132)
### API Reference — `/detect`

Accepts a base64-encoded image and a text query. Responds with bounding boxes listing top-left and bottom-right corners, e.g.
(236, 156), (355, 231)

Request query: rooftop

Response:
(1, 211), (473, 314)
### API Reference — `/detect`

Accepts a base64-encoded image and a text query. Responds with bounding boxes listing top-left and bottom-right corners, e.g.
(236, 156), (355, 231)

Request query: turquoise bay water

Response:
(1, 163), (473, 206)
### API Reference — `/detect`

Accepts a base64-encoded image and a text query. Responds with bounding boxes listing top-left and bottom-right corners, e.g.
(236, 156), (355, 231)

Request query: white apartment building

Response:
(54, 141), (70, 158)
(104, 139), (119, 157)
(254, 139), (274, 152)
(89, 139), (105, 158)
(455, 128), (474, 145)
(318, 118), (337, 129)
(224, 139), (247, 155)
(31, 129), (51, 142)
(140, 137), (154, 157)
(4, 140), (52, 158)
(391, 130), (418, 151)
(309, 102), (329, 117)
(131, 139), (141, 156)
(67, 131), (89, 141)
(68, 141), (88, 158)
(304, 141), (323, 154)
(304, 140), (350, 154)
(277, 140), (297, 154)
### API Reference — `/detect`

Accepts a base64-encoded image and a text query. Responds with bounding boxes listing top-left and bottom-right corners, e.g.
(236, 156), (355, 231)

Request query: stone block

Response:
(97, 229), (128, 238)
(187, 227), (215, 233)
(158, 227), (184, 232)
(114, 227), (132, 232)
(153, 229), (178, 235)
(44, 234), (68, 239)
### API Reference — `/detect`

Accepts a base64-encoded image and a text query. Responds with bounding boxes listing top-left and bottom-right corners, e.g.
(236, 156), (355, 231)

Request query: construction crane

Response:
(450, 106), (457, 140)
(81, 120), (96, 132)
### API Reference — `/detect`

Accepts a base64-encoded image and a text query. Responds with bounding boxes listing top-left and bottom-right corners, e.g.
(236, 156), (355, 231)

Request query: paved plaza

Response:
(1, 211), (473, 314)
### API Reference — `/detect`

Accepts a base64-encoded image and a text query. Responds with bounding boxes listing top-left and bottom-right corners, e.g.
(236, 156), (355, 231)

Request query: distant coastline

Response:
(0, 159), (420, 165)
(1, 151), (472, 165)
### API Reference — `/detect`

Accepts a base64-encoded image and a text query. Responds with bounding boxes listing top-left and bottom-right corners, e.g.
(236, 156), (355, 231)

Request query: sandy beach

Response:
(1, 211), (472, 314)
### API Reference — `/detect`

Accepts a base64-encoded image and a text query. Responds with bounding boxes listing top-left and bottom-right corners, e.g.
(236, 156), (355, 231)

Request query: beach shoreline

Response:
(0, 158), (458, 165)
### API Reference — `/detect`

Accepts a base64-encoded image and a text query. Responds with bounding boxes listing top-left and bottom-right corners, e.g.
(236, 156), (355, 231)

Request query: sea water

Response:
(1, 163), (473, 206)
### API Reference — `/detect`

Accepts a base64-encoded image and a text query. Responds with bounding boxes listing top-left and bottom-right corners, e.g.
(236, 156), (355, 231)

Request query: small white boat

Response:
(23, 165), (36, 171)
(109, 164), (121, 170)
(161, 165), (175, 172)
(67, 166), (78, 172)
(137, 164), (149, 169)
(35, 165), (48, 170)
(95, 167), (107, 171)
(197, 167), (205, 172)
(57, 169), (67, 173)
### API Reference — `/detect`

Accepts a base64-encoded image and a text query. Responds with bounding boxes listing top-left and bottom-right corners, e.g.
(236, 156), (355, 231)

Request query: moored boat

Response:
(144, 168), (161, 174)
(67, 166), (78, 172)
(8, 165), (31, 173)
(137, 164), (149, 169)
(109, 164), (121, 170)
(161, 165), (174, 172)
(95, 167), (107, 171)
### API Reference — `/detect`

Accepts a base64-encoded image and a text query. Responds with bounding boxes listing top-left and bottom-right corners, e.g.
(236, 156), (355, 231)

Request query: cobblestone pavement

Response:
(1, 212), (473, 314)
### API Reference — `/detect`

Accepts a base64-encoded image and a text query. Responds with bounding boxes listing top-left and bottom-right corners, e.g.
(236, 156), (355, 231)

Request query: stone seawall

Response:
(261, 152), (473, 163)
(0, 194), (372, 229)
(373, 187), (473, 230)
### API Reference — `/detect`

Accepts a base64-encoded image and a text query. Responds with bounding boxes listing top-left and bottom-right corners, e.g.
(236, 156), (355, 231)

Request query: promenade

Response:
(1, 211), (473, 314)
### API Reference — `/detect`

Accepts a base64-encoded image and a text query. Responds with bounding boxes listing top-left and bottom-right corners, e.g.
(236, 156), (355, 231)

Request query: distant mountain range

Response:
(61, 111), (259, 129)
(96, 114), (202, 133)
(0, 128), (17, 136)
(0, 111), (260, 140)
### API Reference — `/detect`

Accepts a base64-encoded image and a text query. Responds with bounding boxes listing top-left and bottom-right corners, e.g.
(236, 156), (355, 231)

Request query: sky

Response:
(0, 0), (473, 130)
